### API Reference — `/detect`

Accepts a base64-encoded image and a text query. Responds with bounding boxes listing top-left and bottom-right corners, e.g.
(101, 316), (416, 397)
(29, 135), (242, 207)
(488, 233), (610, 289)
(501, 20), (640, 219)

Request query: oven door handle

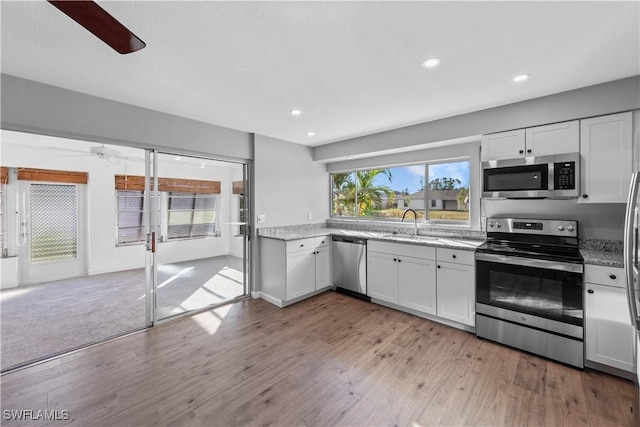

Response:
(476, 252), (583, 273)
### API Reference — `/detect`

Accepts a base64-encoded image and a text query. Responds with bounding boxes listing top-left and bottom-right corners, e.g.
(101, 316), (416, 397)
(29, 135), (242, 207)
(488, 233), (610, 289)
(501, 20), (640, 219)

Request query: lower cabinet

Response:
(368, 242), (437, 315)
(584, 265), (636, 373)
(436, 248), (475, 326)
(260, 235), (330, 306)
(367, 241), (474, 327)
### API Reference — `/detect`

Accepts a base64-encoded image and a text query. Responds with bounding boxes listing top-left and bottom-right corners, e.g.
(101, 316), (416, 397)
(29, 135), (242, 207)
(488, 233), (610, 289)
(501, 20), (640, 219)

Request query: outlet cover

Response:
(308, 212), (313, 221)
(257, 214), (266, 224)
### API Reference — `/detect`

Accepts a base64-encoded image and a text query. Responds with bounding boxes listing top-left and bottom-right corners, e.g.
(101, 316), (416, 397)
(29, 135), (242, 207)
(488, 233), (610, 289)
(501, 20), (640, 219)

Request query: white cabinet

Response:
(368, 241), (475, 327)
(481, 121), (579, 161)
(584, 265), (636, 373)
(367, 241), (437, 315)
(260, 235), (330, 306)
(436, 248), (475, 326)
(579, 112), (633, 203)
(367, 251), (398, 303)
(481, 129), (525, 161)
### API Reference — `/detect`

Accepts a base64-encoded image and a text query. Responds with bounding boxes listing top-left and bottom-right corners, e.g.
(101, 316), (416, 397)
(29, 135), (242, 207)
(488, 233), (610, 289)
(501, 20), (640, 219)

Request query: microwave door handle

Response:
(624, 171), (640, 329)
(548, 162), (554, 190)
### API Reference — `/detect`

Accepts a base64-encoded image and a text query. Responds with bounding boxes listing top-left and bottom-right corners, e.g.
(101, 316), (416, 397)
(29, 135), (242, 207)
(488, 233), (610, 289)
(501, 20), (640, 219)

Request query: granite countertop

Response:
(258, 227), (485, 251)
(580, 239), (624, 268)
(259, 226), (627, 264)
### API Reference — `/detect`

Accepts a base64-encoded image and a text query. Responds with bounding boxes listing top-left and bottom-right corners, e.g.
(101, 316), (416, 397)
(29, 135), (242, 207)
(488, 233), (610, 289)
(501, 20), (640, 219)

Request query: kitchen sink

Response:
(382, 234), (438, 241)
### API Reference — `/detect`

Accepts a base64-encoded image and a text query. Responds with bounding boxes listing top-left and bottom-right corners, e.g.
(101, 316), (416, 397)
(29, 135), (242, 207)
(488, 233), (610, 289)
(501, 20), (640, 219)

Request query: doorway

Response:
(0, 132), (251, 371)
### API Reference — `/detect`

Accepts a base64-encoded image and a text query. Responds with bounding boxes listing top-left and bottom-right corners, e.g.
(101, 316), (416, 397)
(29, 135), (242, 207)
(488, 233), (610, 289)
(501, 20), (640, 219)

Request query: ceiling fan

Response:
(47, 0), (146, 54)
(47, 144), (142, 164)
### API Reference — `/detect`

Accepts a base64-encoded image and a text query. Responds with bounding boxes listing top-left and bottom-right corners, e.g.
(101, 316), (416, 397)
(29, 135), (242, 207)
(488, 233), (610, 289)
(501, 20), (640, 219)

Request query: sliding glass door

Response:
(1, 132), (250, 372)
(147, 151), (249, 323)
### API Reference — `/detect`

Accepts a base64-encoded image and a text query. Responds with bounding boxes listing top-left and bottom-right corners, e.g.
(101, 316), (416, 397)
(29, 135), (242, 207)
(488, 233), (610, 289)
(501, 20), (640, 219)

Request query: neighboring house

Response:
(402, 189), (468, 211)
(377, 191), (403, 209)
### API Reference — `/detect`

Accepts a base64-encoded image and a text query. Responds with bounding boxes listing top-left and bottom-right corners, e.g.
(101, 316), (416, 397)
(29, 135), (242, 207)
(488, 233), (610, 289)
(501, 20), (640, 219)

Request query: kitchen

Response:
(2, 1), (640, 426)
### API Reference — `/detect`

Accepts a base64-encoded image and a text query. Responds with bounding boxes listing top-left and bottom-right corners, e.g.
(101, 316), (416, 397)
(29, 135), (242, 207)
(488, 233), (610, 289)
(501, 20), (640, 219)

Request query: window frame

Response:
(330, 157), (471, 227)
(116, 189), (220, 246)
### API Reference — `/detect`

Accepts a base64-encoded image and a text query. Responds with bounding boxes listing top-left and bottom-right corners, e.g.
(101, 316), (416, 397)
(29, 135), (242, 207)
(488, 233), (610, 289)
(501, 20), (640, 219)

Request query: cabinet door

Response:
(481, 129), (526, 161)
(367, 251), (397, 303)
(397, 256), (437, 315)
(436, 261), (475, 326)
(585, 282), (636, 372)
(286, 249), (315, 300)
(525, 120), (579, 157)
(580, 112), (633, 203)
(314, 245), (330, 290)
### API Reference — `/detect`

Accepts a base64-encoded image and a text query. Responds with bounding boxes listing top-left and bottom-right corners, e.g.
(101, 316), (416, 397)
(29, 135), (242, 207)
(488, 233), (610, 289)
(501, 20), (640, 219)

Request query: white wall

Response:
(315, 76), (640, 162)
(254, 134), (330, 228)
(1, 131), (238, 286)
(1, 74), (253, 161)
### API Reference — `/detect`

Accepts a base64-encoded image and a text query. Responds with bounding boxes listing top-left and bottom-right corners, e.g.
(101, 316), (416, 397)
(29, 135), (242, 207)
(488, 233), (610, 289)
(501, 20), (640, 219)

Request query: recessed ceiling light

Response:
(513, 74), (531, 83)
(307, 132), (315, 137)
(175, 156), (182, 161)
(421, 57), (441, 68)
(290, 109), (302, 116)
(200, 163), (206, 168)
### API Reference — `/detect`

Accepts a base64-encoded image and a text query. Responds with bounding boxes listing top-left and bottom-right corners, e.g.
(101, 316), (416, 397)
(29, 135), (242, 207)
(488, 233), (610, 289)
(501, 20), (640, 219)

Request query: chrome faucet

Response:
(401, 208), (418, 236)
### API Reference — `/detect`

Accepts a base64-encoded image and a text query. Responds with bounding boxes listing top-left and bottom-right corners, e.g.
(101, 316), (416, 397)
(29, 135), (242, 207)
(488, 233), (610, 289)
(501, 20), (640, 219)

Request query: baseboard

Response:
(259, 292), (284, 308)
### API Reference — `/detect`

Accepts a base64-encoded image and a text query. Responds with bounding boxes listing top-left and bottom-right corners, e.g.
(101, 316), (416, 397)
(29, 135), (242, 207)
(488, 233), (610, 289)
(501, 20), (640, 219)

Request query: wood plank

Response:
(114, 175), (221, 193)
(17, 167), (88, 184)
(0, 291), (636, 427)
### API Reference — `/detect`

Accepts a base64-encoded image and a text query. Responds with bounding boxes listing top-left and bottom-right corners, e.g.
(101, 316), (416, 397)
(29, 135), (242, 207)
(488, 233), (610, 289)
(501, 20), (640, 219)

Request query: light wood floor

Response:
(1, 291), (636, 426)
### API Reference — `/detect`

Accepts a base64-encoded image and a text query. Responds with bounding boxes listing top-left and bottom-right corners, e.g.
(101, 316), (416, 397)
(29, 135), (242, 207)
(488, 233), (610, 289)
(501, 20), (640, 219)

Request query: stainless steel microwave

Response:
(482, 153), (580, 199)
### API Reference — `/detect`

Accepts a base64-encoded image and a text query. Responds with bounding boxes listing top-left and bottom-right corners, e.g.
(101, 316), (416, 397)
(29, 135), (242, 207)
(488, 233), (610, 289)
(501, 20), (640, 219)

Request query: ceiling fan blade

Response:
(47, 1), (146, 54)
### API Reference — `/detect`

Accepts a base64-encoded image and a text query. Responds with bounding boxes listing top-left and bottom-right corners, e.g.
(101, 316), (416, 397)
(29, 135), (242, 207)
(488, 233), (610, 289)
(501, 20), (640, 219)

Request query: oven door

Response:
(476, 252), (583, 336)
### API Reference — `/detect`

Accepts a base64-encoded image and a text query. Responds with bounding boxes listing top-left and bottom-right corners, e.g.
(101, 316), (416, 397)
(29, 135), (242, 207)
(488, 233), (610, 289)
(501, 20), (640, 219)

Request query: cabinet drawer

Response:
(584, 265), (625, 288)
(286, 237), (316, 254)
(315, 235), (329, 248)
(368, 240), (435, 260)
(437, 248), (475, 266)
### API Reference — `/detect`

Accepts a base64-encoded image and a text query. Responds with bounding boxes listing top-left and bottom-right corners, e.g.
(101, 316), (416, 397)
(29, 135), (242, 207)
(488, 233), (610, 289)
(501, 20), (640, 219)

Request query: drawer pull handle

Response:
(437, 265), (441, 269)
(587, 289), (594, 294)
(609, 274), (617, 280)
(398, 259), (401, 263)
(300, 244), (304, 247)
(452, 254), (457, 259)
(393, 258), (397, 262)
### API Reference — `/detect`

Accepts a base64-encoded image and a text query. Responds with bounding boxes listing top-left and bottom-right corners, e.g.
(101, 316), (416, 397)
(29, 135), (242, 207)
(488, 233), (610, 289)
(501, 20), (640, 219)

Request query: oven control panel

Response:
(486, 218), (578, 237)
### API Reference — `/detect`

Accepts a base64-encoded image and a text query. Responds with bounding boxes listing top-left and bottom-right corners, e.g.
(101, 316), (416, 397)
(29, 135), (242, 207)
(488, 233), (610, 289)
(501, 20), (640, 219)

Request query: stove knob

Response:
(496, 222), (502, 228)
(557, 225), (565, 231)
(567, 225), (575, 232)
(488, 221), (495, 228)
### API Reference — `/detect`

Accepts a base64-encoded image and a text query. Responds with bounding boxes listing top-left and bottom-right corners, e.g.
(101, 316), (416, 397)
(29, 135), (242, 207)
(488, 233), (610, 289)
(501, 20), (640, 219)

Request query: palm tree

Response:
(332, 173), (355, 216)
(355, 169), (395, 216)
(457, 186), (469, 211)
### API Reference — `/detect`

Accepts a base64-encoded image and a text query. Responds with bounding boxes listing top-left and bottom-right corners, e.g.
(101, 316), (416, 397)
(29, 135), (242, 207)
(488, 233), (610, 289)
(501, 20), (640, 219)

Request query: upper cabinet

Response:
(579, 112), (633, 203)
(481, 120), (579, 162)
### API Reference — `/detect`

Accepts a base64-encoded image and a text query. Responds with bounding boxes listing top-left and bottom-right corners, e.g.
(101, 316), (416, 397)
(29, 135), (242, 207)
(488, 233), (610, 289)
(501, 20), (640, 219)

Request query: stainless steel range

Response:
(475, 217), (584, 368)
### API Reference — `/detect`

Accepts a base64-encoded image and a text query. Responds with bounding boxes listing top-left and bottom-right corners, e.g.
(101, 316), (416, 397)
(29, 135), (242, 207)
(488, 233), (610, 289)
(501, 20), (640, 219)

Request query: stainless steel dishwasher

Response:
(331, 236), (369, 300)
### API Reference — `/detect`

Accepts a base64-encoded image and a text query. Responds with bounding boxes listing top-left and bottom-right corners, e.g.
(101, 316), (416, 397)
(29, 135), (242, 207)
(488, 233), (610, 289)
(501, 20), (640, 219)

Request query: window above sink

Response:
(331, 159), (471, 226)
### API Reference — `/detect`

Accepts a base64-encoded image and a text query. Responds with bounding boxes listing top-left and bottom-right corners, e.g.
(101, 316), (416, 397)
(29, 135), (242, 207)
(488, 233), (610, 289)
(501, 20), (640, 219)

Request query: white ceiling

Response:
(1, 1), (639, 148)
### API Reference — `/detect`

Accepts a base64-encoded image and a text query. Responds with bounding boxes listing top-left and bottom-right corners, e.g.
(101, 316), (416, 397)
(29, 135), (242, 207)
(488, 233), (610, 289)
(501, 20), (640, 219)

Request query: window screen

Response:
(30, 184), (78, 263)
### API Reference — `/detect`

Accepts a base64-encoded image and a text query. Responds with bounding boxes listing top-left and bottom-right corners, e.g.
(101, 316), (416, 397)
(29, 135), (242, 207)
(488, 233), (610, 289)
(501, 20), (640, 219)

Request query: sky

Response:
(371, 161), (470, 194)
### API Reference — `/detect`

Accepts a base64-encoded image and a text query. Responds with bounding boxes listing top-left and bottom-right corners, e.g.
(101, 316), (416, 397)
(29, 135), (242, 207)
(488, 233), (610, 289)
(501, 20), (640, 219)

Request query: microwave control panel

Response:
(554, 161), (576, 190)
